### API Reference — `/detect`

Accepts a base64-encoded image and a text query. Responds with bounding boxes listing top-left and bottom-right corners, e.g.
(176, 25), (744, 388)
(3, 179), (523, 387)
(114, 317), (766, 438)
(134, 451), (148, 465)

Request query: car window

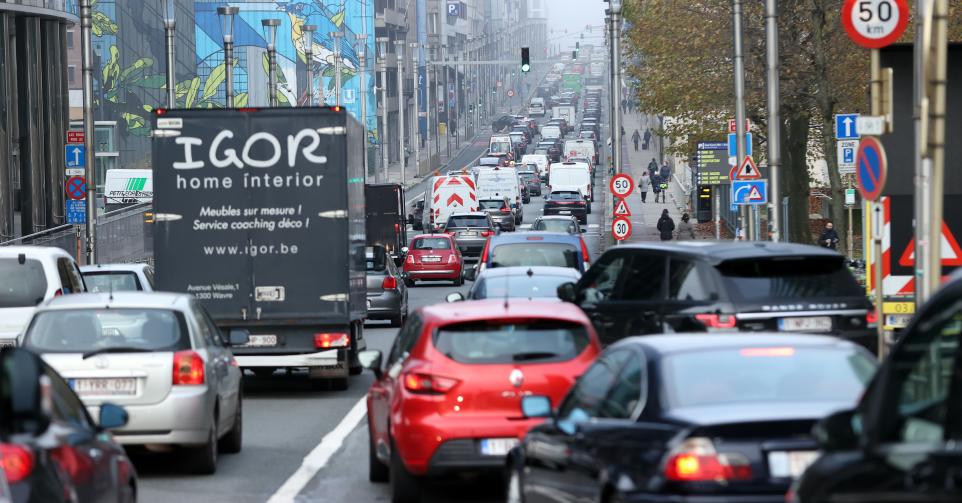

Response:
(193, 303), (224, 348)
(24, 309), (191, 353)
(470, 273), (574, 300)
(479, 200), (508, 210)
(57, 258), (82, 294)
(0, 258), (48, 307)
(716, 256), (863, 301)
(433, 320), (590, 364)
(365, 246), (388, 271)
(386, 314), (423, 369)
(887, 299), (962, 443)
(446, 216), (490, 228)
(534, 219), (577, 234)
(611, 253), (667, 301)
(599, 351), (646, 420)
(84, 272), (142, 292)
(558, 350), (631, 421)
(412, 237), (453, 250)
(668, 259), (713, 301)
(490, 243), (579, 269)
(144, 266), (156, 289)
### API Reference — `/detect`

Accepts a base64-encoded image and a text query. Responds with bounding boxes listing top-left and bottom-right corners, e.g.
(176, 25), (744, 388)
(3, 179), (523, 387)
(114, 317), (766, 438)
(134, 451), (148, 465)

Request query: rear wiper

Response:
(82, 347), (153, 359)
(512, 351), (559, 361)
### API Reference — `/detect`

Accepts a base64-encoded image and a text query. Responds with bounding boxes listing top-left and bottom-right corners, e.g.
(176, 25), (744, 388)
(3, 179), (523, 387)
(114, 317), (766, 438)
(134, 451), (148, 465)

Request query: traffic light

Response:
(576, 42), (580, 49)
(571, 50), (577, 60)
(520, 47), (530, 73)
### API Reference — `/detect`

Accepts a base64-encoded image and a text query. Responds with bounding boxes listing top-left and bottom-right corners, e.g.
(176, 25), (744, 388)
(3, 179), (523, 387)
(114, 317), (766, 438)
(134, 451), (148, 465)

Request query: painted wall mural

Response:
(89, 0), (376, 166)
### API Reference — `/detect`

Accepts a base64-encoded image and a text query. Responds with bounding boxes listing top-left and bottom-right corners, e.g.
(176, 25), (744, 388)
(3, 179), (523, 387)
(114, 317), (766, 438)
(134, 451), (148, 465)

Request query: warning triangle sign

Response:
(613, 198), (632, 217)
(748, 185), (764, 201)
(735, 156), (761, 180)
(898, 222), (962, 267)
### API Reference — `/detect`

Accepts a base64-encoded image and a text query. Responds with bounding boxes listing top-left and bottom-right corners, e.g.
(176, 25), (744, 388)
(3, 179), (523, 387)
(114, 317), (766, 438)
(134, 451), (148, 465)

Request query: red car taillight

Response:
(501, 208), (511, 214)
(694, 313), (738, 329)
(314, 332), (350, 349)
(664, 438), (752, 482)
(406, 253), (416, 265)
(447, 254), (458, 264)
(0, 444), (34, 483)
(579, 237), (590, 263)
(481, 230), (494, 237)
(382, 276), (398, 290)
(172, 350), (205, 385)
(866, 310), (879, 326)
(403, 372), (460, 395)
(480, 238), (492, 263)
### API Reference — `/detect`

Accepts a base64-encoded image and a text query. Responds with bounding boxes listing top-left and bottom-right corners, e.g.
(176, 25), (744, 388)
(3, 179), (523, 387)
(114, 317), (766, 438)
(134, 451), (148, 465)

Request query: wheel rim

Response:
(507, 469), (522, 503)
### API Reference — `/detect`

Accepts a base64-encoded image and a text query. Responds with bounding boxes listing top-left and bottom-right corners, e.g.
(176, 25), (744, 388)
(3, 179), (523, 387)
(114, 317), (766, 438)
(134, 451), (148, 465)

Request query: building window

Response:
(68, 66), (76, 84)
(67, 30), (74, 49)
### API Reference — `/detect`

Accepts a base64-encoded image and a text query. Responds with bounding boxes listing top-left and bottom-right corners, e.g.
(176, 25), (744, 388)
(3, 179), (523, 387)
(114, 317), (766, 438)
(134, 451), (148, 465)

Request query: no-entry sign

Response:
(842, 0), (908, 49)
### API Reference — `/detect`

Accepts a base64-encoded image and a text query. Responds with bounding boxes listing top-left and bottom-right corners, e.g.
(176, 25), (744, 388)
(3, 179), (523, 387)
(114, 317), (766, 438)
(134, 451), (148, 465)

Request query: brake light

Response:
(406, 253), (416, 265)
(501, 208), (512, 214)
(172, 350), (205, 385)
(447, 254), (457, 264)
(382, 276), (398, 290)
(480, 238), (491, 263)
(664, 438), (752, 482)
(694, 313), (738, 329)
(866, 310), (878, 326)
(0, 444), (33, 483)
(579, 237), (590, 263)
(740, 347), (796, 357)
(481, 230), (494, 237)
(403, 372), (460, 394)
(314, 332), (350, 349)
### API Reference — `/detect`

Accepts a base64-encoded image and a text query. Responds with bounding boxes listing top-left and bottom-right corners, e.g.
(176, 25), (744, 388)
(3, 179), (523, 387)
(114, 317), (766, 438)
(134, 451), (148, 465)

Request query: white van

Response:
(528, 98), (546, 117)
(426, 174), (479, 231)
(549, 161), (593, 206)
(0, 246), (86, 346)
(521, 154), (549, 180)
(540, 125), (562, 140)
(553, 105), (576, 125)
(104, 169), (153, 213)
(488, 135), (514, 159)
(476, 167), (522, 223)
(563, 139), (598, 165)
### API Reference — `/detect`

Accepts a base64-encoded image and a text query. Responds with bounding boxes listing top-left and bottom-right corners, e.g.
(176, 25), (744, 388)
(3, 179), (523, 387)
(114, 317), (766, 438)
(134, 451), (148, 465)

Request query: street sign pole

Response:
(732, 0), (751, 239)
(765, 0), (781, 241)
(79, 0), (96, 264)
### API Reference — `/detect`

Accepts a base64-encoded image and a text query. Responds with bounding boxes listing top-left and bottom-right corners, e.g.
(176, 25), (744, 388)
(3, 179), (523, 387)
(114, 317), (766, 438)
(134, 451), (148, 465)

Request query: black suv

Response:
(543, 190), (588, 224)
(558, 242), (874, 348)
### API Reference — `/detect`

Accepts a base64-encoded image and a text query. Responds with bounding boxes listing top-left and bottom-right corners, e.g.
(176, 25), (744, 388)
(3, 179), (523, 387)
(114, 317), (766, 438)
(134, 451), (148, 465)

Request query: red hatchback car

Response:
(358, 300), (601, 503)
(402, 234), (464, 286)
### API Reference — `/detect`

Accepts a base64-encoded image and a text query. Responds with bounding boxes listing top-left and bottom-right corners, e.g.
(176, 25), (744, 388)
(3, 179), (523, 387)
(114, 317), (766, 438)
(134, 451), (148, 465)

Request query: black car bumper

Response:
(427, 439), (506, 475)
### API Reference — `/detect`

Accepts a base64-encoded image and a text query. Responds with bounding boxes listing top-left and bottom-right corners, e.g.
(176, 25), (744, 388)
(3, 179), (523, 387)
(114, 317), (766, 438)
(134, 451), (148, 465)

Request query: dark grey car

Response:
(365, 246), (408, 327)
(443, 212), (496, 260)
(479, 199), (516, 232)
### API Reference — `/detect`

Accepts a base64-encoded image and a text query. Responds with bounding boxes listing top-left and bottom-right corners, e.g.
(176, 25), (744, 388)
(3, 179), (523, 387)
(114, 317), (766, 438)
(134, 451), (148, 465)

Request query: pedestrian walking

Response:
(647, 158), (658, 179)
(818, 222), (840, 250)
(631, 129), (641, 151)
(659, 161), (672, 180)
(656, 178), (669, 203)
(657, 209), (675, 241)
(638, 171), (651, 203)
(643, 128), (652, 150)
(676, 213), (696, 240)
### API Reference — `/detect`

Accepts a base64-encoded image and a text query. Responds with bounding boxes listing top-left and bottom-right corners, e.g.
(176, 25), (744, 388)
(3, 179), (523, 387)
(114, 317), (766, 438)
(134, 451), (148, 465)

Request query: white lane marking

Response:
(267, 397), (368, 503)
(405, 191), (425, 206)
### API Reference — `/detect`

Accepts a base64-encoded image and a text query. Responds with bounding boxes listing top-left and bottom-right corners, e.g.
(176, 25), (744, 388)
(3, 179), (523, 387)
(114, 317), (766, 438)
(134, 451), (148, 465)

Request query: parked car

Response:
(531, 215), (584, 234)
(365, 246), (408, 327)
(0, 348), (137, 503)
(791, 272), (962, 503)
(470, 231), (591, 280)
(557, 242), (875, 347)
(449, 266), (581, 302)
(543, 190), (589, 225)
(359, 300), (602, 503)
(507, 334), (876, 503)
(443, 212), (497, 260)
(0, 246), (86, 347)
(20, 292), (247, 474)
(81, 263), (155, 292)
(479, 198), (516, 232)
(402, 234), (464, 286)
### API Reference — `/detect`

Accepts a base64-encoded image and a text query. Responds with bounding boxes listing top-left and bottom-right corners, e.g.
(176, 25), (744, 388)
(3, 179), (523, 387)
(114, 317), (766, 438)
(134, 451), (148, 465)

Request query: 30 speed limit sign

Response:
(612, 217), (632, 241)
(609, 173), (635, 198)
(841, 0), (908, 49)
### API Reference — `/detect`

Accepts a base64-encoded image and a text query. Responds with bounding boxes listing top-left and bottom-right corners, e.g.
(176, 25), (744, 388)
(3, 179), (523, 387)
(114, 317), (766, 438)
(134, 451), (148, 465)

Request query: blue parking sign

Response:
(66, 200), (86, 224)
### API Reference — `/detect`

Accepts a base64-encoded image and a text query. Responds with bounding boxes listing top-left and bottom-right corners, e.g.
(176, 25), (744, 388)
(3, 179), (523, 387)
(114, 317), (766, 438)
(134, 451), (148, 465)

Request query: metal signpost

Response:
(856, 136), (888, 358)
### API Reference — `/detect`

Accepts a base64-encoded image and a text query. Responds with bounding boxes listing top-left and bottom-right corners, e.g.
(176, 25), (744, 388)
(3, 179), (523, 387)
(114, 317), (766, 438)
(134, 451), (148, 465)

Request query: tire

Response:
(218, 393), (243, 454)
(120, 481), (136, 503)
(189, 423), (218, 475)
(390, 440), (421, 503)
(454, 274), (464, 287)
(369, 426), (389, 483)
(389, 312), (404, 328)
(403, 278), (415, 288)
(586, 204), (592, 214)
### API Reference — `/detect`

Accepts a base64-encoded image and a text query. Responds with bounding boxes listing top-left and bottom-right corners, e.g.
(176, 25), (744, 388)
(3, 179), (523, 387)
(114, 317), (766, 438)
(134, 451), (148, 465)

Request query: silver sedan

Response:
(19, 292), (248, 474)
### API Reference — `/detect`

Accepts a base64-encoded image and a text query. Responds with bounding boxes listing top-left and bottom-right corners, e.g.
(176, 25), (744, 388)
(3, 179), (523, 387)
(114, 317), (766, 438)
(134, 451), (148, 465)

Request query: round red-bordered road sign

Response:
(612, 217), (632, 241)
(609, 173), (635, 198)
(856, 136), (887, 202)
(65, 176), (86, 201)
(841, 0), (908, 49)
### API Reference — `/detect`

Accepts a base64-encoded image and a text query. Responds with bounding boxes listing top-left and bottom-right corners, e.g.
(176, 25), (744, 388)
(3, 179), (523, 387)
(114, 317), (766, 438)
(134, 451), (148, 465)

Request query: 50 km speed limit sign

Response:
(609, 174), (634, 198)
(842, 0), (908, 49)
(612, 217), (632, 241)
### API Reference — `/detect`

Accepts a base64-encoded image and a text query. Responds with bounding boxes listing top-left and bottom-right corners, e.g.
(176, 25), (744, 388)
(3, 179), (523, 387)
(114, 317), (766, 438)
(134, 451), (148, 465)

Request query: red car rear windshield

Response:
(434, 320), (590, 364)
(412, 237), (452, 250)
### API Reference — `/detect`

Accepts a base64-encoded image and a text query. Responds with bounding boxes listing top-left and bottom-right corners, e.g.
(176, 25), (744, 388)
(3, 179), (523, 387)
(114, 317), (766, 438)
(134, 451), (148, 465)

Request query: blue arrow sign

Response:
(732, 179), (768, 205)
(66, 199), (86, 224)
(835, 113), (860, 140)
(727, 133), (752, 158)
(65, 145), (86, 168)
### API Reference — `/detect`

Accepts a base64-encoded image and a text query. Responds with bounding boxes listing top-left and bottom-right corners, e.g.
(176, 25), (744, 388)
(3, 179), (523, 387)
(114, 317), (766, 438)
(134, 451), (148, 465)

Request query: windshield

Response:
(489, 141), (512, 154)
(365, 246), (388, 271)
(663, 347), (876, 408)
(549, 191), (583, 201)
(84, 272), (141, 292)
(471, 274), (573, 300)
(24, 309), (191, 353)
(479, 200), (507, 210)
(434, 320), (590, 364)
(446, 216), (490, 228)
(0, 258), (48, 307)
(717, 256), (863, 301)
(412, 237), (452, 251)
(534, 219), (578, 233)
(491, 243), (579, 268)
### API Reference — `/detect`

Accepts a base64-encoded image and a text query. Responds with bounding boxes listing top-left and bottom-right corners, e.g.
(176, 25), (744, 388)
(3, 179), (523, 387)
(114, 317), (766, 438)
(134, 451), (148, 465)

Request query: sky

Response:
(545, 0), (607, 55)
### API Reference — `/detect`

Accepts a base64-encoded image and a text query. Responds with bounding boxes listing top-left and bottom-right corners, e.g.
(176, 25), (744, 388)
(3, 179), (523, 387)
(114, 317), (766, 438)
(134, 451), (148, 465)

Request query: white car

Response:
(0, 246), (86, 346)
(20, 292), (247, 474)
(81, 263), (155, 292)
(521, 154), (550, 180)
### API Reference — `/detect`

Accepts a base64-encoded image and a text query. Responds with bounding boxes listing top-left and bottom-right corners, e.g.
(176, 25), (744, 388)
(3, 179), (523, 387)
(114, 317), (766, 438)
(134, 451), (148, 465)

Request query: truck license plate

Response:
(479, 438), (519, 456)
(778, 316), (832, 332)
(248, 335), (278, 347)
(70, 378), (136, 397)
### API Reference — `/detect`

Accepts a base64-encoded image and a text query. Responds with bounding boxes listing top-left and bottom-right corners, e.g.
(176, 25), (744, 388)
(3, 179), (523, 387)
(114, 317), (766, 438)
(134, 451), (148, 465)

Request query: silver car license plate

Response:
(479, 438), (519, 456)
(462, 231), (478, 237)
(559, 210), (571, 214)
(422, 256), (442, 263)
(778, 316), (832, 332)
(70, 378), (136, 397)
(248, 335), (278, 347)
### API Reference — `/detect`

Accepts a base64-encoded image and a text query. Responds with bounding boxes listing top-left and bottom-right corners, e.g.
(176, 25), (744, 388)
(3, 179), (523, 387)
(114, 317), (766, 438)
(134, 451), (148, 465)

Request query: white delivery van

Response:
(488, 135), (514, 160)
(553, 105), (576, 125)
(103, 168), (153, 212)
(549, 161), (593, 207)
(521, 154), (549, 180)
(528, 98), (546, 117)
(476, 167), (522, 224)
(563, 139), (598, 165)
(540, 125), (562, 140)
(426, 174), (479, 231)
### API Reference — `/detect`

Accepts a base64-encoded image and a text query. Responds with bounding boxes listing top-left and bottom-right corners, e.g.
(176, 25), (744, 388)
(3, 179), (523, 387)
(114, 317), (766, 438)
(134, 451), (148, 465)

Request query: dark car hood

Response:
(665, 401), (854, 426)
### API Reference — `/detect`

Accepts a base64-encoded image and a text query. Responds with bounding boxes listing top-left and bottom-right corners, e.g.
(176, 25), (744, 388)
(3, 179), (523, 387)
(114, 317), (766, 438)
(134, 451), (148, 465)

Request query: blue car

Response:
(469, 232), (591, 280)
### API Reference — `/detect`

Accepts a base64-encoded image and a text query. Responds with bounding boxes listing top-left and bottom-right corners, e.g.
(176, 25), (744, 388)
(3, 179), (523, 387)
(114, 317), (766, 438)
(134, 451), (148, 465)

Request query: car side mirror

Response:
(228, 328), (251, 346)
(358, 350), (383, 379)
(580, 228), (586, 233)
(98, 403), (129, 430)
(557, 282), (578, 303)
(813, 408), (860, 452)
(446, 292), (465, 303)
(521, 395), (553, 419)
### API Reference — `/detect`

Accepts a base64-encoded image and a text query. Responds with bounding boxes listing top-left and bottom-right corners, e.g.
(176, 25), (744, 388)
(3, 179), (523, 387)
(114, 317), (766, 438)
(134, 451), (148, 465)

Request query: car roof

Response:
(537, 215), (578, 221)
(615, 333), (862, 356)
(608, 241), (843, 264)
(477, 266), (581, 279)
(487, 231), (582, 246)
(80, 263), (148, 273)
(0, 246), (73, 260)
(36, 292), (192, 311)
(412, 233), (453, 240)
(420, 299), (591, 325)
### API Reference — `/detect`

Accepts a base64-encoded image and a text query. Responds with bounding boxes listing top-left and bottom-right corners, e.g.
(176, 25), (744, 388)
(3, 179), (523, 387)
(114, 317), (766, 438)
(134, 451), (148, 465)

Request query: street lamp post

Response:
(732, 0), (749, 239)
(331, 31), (344, 105)
(377, 36), (389, 183)
(302, 24), (317, 106)
(262, 19), (281, 107)
(395, 40), (406, 182)
(80, 0), (97, 263)
(764, 0), (780, 241)
(217, 6), (240, 107)
(411, 42), (420, 179)
(357, 33), (368, 165)
(162, 0), (176, 108)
